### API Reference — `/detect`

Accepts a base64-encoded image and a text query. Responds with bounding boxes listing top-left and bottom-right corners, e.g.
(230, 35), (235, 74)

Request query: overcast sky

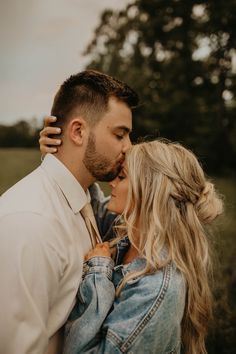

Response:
(0, 0), (130, 125)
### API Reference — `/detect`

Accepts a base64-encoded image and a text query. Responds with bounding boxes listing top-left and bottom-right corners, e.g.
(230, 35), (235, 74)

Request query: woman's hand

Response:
(39, 116), (62, 155)
(84, 242), (111, 261)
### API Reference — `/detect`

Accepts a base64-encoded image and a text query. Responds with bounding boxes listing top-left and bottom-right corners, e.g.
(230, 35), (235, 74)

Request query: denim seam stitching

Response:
(106, 329), (123, 347)
(120, 263), (172, 352)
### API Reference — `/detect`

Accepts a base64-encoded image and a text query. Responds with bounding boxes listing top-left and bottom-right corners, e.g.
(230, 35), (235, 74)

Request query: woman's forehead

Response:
(121, 161), (128, 171)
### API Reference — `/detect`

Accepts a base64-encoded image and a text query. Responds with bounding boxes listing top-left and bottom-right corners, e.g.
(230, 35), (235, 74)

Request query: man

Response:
(0, 70), (138, 354)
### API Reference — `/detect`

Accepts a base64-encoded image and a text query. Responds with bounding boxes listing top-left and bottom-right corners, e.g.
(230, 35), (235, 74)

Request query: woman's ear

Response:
(68, 117), (88, 146)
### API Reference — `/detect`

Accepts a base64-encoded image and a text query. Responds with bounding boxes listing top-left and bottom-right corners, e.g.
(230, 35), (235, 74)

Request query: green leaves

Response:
(84, 0), (236, 175)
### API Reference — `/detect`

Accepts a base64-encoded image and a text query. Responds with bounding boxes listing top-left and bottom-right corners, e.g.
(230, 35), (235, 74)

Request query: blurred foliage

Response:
(206, 177), (236, 353)
(84, 0), (236, 175)
(0, 119), (40, 148)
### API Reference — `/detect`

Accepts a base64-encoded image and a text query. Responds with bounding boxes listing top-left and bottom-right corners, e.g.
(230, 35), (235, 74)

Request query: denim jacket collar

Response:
(114, 236), (147, 278)
(115, 236), (130, 265)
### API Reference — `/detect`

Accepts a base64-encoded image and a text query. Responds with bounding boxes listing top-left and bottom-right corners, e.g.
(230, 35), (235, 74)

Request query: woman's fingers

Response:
(44, 115), (57, 127)
(39, 136), (61, 146)
(84, 242), (111, 261)
(39, 126), (61, 137)
(39, 136), (60, 154)
(40, 146), (58, 154)
(39, 119), (61, 154)
(95, 242), (109, 249)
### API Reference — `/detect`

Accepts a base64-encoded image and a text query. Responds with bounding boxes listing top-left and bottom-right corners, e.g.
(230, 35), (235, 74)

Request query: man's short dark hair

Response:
(51, 69), (139, 127)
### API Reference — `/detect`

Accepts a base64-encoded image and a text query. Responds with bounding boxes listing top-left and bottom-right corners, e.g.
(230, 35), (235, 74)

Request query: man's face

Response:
(83, 97), (132, 181)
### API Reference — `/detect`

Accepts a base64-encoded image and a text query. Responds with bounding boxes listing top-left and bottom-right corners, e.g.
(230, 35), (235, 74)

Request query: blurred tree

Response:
(84, 0), (236, 174)
(0, 119), (40, 147)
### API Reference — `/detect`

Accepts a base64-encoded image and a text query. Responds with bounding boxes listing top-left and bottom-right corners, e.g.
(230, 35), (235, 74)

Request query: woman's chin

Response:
(107, 202), (122, 215)
(107, 205), (117, 213)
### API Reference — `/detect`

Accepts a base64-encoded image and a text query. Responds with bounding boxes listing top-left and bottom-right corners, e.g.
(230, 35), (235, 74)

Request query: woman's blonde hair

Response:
(112, 139), (223, 354)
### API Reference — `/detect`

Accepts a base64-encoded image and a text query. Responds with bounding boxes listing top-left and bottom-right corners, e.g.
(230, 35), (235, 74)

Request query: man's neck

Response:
(53, 152), (95, 191)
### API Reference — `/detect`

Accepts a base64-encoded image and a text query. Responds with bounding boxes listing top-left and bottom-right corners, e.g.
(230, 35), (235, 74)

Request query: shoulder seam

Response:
(120, 263), (172, 352)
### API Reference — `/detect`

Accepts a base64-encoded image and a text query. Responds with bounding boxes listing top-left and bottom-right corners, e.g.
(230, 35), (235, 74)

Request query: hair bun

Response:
(195, 182), (223, 224)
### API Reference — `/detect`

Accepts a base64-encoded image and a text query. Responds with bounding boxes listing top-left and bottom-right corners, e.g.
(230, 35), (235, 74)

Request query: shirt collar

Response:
(41, 154), (90, 214)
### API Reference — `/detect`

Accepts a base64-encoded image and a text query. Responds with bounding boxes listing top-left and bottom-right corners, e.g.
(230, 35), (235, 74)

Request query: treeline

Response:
(0, 120), (40, 148)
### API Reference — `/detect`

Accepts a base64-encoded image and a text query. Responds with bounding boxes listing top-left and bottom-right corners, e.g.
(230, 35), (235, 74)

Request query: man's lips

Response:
(117, 156), (125, 164)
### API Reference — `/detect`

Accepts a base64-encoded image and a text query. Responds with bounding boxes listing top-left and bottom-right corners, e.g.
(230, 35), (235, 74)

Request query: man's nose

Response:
(122, 135), (132, 153)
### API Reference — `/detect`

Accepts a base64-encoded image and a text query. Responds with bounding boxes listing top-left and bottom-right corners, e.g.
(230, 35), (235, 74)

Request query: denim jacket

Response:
(63, 184), (186, 354)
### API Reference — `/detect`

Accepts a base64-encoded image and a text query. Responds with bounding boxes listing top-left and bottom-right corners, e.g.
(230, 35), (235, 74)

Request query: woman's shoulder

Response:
(115, 259), (186, 316)
(124, 258), (185, 294)
(149, 262), (186, 310)
(105, 261), (185, 353)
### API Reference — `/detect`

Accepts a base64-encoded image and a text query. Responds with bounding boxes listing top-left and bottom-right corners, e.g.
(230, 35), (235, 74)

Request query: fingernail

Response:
(56, 140), (61, 145)
(56, 128), (61, 133)
(53, 148), (57, 152)
(51, 116), (57, 121)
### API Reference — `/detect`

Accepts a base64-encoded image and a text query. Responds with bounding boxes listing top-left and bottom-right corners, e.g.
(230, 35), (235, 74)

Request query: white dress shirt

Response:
(0, 154), (93, 354)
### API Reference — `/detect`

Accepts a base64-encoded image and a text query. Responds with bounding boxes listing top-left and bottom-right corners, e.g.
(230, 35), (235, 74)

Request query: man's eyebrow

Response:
(113, 126), (132, 133)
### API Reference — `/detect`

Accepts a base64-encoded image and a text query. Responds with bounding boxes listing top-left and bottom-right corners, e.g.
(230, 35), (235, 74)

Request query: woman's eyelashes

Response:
(118, 174), (126, 180)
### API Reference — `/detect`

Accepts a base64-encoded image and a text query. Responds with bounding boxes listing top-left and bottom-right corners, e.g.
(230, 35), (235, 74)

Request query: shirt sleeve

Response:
(89, 183), (117, 241)
(0, 212), (65, 354)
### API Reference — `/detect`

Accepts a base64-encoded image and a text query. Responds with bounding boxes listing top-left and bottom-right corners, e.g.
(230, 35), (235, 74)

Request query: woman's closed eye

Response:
(118, 174), (126, 180)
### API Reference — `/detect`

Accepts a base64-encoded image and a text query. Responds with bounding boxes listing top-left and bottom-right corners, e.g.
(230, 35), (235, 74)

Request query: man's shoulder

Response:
(1, 165), (42, 195)
(0, 165), (57, 215)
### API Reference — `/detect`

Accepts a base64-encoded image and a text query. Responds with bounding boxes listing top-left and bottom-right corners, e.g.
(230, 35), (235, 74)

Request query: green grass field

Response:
(0, 148), (41, 195)
(0, 148), (235, 352)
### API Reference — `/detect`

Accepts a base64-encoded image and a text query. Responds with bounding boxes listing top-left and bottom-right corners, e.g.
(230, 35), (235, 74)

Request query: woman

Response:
(40, 123), (223, 354)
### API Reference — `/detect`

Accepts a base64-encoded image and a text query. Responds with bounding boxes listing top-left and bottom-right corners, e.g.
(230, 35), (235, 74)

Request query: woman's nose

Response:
(109, 179), (117, 188)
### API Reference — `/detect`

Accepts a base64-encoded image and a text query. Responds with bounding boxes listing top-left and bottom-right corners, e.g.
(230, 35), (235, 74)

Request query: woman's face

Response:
(107, 163), (129, 214)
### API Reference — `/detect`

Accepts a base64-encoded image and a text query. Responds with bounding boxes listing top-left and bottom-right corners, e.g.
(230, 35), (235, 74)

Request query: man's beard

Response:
(83, 132), (123, 182)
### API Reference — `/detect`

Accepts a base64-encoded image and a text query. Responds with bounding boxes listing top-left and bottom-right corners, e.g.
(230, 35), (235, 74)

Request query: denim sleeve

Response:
(89, 183), (117, 241)
(63, 256), (116, 354)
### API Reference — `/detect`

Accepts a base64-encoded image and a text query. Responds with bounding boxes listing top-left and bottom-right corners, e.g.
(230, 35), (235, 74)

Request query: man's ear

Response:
(68, 117), (88, 146)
